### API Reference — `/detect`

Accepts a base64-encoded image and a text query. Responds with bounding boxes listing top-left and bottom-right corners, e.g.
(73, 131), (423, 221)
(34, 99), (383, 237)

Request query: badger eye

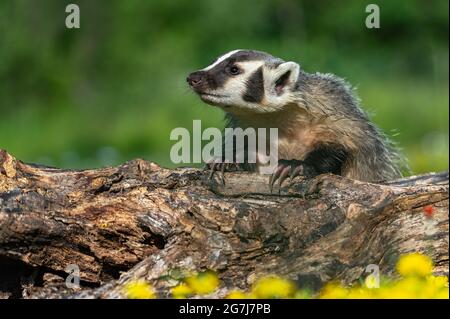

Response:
(228, 65), (240, 75)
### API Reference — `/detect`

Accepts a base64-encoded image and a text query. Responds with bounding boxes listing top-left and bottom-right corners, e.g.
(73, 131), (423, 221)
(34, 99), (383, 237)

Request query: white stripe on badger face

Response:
(201, 49), (242, 71)
(238, 61), (265, 73)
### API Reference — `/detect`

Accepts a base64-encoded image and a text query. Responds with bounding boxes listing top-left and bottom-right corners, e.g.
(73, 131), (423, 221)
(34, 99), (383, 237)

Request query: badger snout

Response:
(187, 71), (207, 91)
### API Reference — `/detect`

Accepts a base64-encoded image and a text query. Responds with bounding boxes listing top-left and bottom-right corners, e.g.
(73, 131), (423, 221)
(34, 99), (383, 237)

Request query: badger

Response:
(187, 49), (406, 190)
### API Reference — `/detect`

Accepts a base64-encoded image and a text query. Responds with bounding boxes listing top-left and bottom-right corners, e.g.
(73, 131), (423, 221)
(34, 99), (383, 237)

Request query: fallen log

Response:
(0, 149), (448, 298)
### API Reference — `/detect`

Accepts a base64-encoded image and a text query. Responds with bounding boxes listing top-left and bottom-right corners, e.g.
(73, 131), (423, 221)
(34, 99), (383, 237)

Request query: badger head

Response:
(187, 50), (300, 113)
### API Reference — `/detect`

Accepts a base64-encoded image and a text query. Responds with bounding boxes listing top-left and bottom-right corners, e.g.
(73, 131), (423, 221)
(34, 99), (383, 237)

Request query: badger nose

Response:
(187, 72), (204, 87)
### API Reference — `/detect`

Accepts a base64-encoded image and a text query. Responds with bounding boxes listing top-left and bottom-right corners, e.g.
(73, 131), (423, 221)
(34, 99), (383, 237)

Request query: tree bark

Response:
(0, 149), (448, 299)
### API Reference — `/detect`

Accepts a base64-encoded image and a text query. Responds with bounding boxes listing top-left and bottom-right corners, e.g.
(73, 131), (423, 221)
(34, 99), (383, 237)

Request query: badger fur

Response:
(187, 49), (406, 187)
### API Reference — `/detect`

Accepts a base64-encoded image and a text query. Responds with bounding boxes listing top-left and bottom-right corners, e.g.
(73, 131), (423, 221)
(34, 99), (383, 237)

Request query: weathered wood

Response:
(0, 149), (448, 298)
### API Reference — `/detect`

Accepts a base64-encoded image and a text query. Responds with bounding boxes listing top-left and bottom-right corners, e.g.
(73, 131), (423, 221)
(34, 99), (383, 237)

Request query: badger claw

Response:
(205, 160), (242, 185)
(269, 159), (305, 193)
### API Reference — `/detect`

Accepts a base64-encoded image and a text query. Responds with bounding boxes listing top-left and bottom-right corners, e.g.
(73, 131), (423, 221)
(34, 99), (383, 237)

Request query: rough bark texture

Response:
(0, 149), (448, 299)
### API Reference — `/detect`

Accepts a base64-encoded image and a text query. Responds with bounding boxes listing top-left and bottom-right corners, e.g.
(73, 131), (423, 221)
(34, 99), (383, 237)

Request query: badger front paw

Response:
(204, 159), (245, 184)
(269, 159), (316, 192)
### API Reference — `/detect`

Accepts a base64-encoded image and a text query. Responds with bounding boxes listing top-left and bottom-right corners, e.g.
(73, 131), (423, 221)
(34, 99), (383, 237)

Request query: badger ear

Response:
(273, 61), (300, 95)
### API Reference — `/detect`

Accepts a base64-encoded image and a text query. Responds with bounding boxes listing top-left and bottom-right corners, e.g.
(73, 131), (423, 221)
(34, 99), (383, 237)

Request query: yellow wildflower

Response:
(421, 276), (449, 298)
(251, 275), (296, 299)
(319, 282), (349, 299)
(171, 283), (194, 299)
(380, 277), (423, 299)
(123, 280), (156, 299)
(425, 275), (448, 288)
(226, 290), (251, 299)
(436, 289), (450, 299)
(396, 253), (433, 277)
(347, 286), (375, 299)
(185, 271), (220, 295)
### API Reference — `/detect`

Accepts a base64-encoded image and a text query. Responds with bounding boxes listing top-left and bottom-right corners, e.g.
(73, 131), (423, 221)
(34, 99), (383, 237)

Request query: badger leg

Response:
(270, 144), (349, 192)
(269, 159), (317, 193)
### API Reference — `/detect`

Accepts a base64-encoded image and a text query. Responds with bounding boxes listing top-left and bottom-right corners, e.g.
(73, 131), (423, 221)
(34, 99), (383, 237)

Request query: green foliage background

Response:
(0, 0), (448, 174)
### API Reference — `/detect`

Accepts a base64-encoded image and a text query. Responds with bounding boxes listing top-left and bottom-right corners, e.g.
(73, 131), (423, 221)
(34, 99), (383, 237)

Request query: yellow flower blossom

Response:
(316, 253), (446, 299)
(184, 271), (220, 295)
(123, 280), (156, 299)
(319, 282), (349, 299)
(226, 290), (252, 299)
(422, 275), (449, 299)
(396, 253), (433, 277)
(383, 277), (424, 299)
(171, 283), (194, 299)
(166, 253), (446, 299)
(436, 289), (450, 299)
(425, 274), (448, 288)
(347, 286), (375, 299)
(251, 275), (296, 299)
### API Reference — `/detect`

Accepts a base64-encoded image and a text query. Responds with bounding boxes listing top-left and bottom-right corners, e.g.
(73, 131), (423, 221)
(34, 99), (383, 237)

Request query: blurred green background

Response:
(0, 0), (448, 174)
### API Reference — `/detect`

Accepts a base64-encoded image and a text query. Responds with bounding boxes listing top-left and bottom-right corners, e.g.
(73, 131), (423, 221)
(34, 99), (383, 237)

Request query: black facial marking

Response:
(303, 143), (349, 175)
(243, 67), (264, 103)
(207, 63), (228, 90)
